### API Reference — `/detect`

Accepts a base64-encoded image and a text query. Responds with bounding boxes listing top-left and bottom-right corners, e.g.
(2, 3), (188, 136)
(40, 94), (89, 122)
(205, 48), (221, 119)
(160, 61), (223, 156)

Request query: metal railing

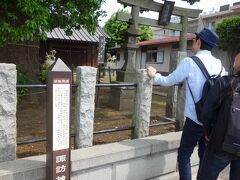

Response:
(17, 83), (137, 88)
(16, 83), (176, 146)
(17, 121), (176, 145)
(17, 82), (179, 88)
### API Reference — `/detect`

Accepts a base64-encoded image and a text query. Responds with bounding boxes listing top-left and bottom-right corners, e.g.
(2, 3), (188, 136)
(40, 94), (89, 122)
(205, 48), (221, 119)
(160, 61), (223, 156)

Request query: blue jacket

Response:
(202, 74), (239, 157)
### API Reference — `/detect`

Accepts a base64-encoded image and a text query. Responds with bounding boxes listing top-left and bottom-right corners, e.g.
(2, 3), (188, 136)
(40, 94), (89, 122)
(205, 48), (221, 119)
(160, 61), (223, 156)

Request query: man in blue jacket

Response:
(147, 28), (226, 180)
(198, 48), (240, 180)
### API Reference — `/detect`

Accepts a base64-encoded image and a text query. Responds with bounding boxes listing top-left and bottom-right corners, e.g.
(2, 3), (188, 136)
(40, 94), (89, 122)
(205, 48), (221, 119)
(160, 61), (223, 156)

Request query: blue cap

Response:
(195, 28), (219, 48)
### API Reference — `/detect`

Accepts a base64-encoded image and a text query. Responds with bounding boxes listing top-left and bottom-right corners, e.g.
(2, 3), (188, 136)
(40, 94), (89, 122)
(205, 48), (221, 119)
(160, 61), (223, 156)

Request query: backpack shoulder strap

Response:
(191, 56), (210, 80)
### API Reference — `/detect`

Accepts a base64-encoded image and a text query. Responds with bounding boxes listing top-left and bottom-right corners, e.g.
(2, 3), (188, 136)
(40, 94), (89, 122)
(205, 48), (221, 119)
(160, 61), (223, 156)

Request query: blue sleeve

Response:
(154, 58), (191, 86)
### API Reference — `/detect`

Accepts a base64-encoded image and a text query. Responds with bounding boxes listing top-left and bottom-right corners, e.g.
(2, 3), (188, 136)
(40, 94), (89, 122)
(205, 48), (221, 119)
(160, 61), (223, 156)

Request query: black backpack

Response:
(222, 84), (240, 156)
(187, 56), (222, 123)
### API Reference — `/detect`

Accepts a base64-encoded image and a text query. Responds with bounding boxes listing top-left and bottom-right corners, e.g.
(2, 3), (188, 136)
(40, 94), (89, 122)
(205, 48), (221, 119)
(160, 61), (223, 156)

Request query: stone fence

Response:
(0, 62), (156, 162)
(0, 63), (17, 162)
(0, 132), (199, 180)
(0, 51), (188, 179)
(0, 52), (187, 163)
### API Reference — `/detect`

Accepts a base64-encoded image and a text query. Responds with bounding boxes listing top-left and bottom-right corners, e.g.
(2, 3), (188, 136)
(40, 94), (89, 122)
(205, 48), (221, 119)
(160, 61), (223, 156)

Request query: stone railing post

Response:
(133, 69), (153, 138)
(175, 52), (187, 131)
(75, 66), (97, 148)
(0, 63), (17, 162)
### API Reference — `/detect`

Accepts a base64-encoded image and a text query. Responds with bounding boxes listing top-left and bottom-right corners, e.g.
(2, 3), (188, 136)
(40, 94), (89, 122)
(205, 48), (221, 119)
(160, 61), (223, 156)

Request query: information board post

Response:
(47, 58), (72, 180)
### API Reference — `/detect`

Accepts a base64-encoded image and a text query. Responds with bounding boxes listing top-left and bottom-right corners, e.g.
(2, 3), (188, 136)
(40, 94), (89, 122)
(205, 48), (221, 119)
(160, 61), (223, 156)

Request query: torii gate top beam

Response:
(118, 0), (202, 18)
(117, 0), (202, 32)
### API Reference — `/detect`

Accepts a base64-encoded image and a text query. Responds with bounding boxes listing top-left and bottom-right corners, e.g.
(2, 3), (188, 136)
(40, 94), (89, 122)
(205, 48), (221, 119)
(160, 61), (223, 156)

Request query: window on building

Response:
(146, 50), (157, 63)
(172, 43), (179, 50)
(157, 50), (164, 63)
(146, 47), (164, 64)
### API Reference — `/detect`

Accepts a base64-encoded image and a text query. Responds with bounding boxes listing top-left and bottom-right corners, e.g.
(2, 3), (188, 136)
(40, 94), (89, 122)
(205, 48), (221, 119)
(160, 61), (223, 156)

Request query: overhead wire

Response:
(195, 2), (205, 29)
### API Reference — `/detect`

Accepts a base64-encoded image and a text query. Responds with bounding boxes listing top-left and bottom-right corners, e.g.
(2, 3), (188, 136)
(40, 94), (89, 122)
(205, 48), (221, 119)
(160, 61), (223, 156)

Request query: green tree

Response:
(182, 0), (200, 5)
(138, 25), (154, 42)
(0, 0), (105, 46)
(103, 9), (153, 46)
(216, 16), (240, 73)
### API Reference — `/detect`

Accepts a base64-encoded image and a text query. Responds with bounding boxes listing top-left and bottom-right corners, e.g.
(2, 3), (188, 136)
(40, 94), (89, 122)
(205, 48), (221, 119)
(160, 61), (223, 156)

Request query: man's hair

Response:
(236, 47), (240, 55)
(196, 35), (213, 51)
(233, 47), (240, 58)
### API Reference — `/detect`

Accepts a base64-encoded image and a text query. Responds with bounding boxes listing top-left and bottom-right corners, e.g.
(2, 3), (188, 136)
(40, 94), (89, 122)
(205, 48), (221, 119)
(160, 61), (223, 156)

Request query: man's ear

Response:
(197, 39), (201, 47)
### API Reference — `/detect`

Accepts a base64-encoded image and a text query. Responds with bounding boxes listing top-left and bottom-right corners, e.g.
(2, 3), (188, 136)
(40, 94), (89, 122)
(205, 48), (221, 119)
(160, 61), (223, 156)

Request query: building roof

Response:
(138, 33), (195, 46)
(46, 26), (109, 43)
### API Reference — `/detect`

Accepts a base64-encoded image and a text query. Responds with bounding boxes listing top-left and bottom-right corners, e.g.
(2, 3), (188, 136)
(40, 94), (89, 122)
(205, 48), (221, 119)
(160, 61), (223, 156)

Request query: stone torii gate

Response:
(111, 0), (202, 117)
(117, 0), (201, 79)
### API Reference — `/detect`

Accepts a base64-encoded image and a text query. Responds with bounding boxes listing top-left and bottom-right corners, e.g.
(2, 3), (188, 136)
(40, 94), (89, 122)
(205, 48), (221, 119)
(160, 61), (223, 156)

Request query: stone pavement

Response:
(149, 165), (229, 180)
(192, 165), (229, 180)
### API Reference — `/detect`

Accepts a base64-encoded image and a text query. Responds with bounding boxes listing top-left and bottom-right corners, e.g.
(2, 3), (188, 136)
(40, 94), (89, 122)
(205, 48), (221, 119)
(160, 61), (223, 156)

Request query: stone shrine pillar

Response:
(133, 69), (153, 138)
(0, 63), (16, 162)
(75, 66), (97, 148)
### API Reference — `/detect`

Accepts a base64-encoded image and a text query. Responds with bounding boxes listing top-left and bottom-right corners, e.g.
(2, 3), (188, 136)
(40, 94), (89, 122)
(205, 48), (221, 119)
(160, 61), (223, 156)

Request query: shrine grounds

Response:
(16, 77), (175, 158)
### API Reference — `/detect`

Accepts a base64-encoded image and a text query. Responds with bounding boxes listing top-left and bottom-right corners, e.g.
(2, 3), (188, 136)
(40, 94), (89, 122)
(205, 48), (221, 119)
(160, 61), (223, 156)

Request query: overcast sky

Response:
(99, 0), (240, 26)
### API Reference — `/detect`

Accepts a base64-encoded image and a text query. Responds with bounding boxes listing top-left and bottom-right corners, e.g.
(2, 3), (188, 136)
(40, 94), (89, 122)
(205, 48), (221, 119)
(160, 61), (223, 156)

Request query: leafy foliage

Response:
(0, 0), (105, 46)
(216, 16), (240, 51)
(17, 65), (31, 98)
(39, 63), (49, 83)
(138, 25), (154, 42)
(181, 0), (200, 5)
(103, 9), (153, 45)
(103, 10), (128, 45)
(216, 16), (240, 73)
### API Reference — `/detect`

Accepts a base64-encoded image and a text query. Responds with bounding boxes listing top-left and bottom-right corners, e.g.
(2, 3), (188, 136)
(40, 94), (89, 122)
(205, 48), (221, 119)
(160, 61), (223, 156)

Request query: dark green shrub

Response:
(17, 65), (31, 98)
(39, 63), (48, 83)
(216, 16), (240, 73)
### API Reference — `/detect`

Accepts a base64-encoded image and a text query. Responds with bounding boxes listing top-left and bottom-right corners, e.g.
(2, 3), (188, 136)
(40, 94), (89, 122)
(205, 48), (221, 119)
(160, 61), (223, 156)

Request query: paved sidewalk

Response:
(149, 165), (229, 180)
(192, 165), (229, 180)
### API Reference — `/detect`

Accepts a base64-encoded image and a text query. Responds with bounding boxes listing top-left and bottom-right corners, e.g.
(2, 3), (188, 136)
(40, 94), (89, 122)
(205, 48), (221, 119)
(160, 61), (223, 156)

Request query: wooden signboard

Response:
(47, 58), (72, 180)
(98, 36), (106, 64)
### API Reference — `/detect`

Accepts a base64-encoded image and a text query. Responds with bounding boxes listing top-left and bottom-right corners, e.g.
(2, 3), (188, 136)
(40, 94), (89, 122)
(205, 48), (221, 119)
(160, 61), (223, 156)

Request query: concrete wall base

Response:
(0, 132), (201, 180)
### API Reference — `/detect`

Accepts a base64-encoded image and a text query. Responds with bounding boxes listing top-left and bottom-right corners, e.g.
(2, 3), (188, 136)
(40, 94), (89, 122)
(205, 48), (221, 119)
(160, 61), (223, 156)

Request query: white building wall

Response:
(113, 41), (229, 74)
(138, 44), (172, 73)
